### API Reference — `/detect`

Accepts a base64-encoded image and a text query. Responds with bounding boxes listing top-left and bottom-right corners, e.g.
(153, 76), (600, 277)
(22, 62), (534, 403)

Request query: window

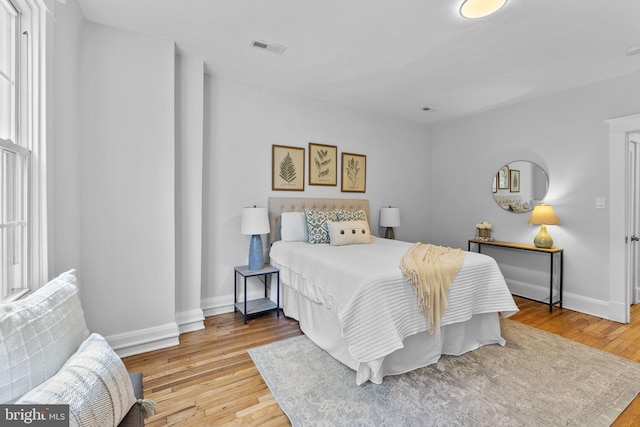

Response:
(0, 1), (17, 143)
(0, 0), (47, 301)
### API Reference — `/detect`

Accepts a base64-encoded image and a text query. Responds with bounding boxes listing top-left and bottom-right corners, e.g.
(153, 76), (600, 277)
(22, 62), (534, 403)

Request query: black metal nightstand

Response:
(234, 264), (280, 324)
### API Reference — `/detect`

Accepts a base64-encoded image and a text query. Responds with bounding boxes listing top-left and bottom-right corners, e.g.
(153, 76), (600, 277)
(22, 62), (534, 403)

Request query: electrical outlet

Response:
(596, 197), (606, 209)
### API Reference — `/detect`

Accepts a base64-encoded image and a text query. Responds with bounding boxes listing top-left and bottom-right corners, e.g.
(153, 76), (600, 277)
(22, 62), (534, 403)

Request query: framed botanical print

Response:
(309, 143), (337, 186)
(498, 165), (509, 189)
(510, 169), (520, 192)
(341, 152), (366, 193)
(272, 145), (305, 191)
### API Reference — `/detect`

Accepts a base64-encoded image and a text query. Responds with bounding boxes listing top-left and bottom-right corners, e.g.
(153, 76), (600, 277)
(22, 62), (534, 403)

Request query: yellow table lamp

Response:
(528, 203), (560, 249)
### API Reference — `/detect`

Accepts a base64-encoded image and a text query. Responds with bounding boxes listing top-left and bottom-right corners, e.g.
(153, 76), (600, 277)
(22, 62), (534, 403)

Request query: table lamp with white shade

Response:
(379, 206), (400, 240)
(528, 203), (560, 249)
(241, 206), (270, 270)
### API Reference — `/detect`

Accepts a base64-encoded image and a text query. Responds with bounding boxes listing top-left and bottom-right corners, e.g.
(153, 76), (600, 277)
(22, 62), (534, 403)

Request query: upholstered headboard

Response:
(494, 195), (522, 210)
(268, 197), (370, 244)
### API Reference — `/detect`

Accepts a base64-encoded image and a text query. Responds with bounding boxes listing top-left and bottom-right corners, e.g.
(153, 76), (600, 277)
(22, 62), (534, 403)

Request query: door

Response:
(607, 114), (640, 324)
(629, 132), (640, 305)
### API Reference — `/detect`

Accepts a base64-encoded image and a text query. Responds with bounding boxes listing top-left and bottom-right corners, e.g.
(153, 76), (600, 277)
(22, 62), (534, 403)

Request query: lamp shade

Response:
(241, 207), (270, 235)
(380, 207), (401, 227)
(528, 203), (560, 225)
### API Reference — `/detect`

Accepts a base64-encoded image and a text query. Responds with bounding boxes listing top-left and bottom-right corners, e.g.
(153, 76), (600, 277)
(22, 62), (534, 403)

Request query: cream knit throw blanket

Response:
(400, 243), (465, 339)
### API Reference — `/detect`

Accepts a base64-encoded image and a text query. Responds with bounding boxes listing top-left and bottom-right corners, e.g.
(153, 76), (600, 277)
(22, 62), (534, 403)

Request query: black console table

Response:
(468, 240), (563, 312)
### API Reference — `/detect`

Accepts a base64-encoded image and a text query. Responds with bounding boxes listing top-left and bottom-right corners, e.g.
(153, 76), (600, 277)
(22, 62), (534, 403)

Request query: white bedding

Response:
(270, 238), (518, 372)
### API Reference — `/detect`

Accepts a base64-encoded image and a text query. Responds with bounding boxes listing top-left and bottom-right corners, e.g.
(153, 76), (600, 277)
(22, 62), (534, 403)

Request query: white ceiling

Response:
(77, 0), (640, 124)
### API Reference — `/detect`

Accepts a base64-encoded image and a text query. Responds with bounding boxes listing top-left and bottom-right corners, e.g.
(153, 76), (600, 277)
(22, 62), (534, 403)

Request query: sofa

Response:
(0, 270), (150, 427)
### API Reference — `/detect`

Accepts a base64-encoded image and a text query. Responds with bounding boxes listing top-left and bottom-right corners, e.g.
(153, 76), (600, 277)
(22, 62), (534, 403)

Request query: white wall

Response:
(175, 54), (205, 333)
(430, 72), (640, 318)
(50, 0), (83, 277)
(201, 76), (433, 315)
(76, 22), (179, 354)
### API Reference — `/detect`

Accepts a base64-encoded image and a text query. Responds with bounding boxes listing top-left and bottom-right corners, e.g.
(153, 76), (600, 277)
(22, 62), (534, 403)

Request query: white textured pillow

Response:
(0, 270), (90, 403)
(17, 333), (137, 427)
(280, 212), (308, 242)
(327, 220), (372, 246)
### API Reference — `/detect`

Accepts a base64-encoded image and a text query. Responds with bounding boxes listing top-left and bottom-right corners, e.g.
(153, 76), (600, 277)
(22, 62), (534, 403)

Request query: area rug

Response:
(248, 319), (640, 426)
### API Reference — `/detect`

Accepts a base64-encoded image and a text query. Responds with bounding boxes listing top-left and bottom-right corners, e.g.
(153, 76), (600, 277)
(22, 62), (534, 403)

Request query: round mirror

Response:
(492, 161), (548, 213)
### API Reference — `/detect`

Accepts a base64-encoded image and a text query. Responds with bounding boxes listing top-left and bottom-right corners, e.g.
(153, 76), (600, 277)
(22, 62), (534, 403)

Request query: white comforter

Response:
(270, 238), (518, 364)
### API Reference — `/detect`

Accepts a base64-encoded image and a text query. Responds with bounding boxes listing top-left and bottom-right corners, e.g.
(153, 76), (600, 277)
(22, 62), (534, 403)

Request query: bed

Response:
(267, 197), (518, 385)
(494, 195), (531, 212)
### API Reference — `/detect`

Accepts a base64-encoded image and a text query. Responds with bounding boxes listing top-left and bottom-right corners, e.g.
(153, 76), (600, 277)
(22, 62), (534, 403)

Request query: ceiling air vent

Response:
(251, 39), (287, 55)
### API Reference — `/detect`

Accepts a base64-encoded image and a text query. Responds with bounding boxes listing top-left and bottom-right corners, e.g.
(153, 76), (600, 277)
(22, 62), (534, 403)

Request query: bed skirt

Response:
(280, 284), (506, 385)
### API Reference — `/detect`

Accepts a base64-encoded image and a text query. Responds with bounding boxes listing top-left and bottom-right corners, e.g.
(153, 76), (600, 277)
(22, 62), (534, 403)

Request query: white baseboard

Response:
(507, 279), (551, 304)
(176, 308), (205, 334)
(507, 279), (610, 320)
(106, 322), (180, 358)
(562, 293), (609, 320)
(607, 300), (629, 323)
(201, 288), (271, 318)
(201, 295), (234, 317)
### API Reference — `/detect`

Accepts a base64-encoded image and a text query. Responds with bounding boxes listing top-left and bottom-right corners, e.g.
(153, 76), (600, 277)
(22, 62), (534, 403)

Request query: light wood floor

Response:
(123, 298), (640, 426)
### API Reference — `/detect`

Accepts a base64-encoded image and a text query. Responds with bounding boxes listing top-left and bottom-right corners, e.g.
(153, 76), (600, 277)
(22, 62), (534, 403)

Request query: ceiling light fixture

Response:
(460, 0), (507, 19)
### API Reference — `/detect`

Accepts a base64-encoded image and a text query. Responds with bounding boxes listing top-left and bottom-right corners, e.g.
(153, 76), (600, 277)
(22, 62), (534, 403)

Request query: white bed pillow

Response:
(0, 269), (90, 403)
(327, 220), (372, 246)
(280, 212), (308, 242)
(17, 333), (137, 427)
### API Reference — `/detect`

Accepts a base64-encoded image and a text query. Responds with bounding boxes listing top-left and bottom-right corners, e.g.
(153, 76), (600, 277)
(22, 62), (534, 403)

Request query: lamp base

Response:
(385, 227), (395, 240)
(248, 234), (264, 270)
(533, 224), (553, 249)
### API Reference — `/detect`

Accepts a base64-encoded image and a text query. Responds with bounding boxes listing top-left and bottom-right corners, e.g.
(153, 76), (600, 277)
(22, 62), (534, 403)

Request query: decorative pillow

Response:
(335, 209), (370, 234)
(0, 269), (90, 403)
(17, 333), (137, 427)
(280, 212), (308, 242)
(327, 220), (372, 246)
(335, 209), (368, 223)
(304, 209), (338, 244)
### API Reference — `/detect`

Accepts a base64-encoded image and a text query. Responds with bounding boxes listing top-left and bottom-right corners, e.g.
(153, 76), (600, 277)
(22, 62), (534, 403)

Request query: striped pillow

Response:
(280, 212), (308, 242)
(17, 333), (136, 427)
